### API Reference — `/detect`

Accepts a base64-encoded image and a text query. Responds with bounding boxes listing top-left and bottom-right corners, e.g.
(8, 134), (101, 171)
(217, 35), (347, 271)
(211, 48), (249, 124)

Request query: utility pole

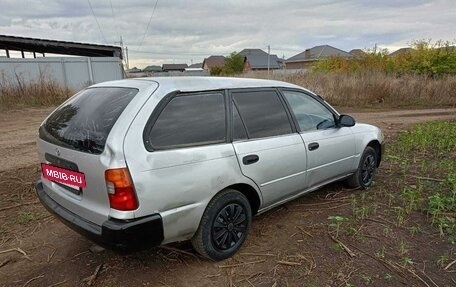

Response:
(115, 36), (129, 70)
(125, 46), (130, 70)
(267, 45), (270, 78)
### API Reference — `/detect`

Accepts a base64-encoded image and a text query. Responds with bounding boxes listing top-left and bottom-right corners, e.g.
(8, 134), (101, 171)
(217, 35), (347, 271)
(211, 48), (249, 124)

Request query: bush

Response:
(312, 40), (456, 76)
(210, 66), (223, 76)
(223, 52), (244, 75)
(396, 40), (456, 76)
(210, 52), (245, 76)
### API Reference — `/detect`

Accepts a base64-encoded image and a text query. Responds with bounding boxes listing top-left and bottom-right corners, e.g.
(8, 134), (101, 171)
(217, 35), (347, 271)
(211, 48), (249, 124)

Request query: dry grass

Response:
(1, 70), (455, 109)
(0, 72), (73, 109)
(244, 71), (456, 108)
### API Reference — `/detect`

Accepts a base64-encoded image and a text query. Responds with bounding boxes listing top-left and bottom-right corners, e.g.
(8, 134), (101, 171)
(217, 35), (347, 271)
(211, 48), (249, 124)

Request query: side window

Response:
(147, 93), (226, 149)
(233, 90), (292, 139)
(232, 102), (248, 141)
(282, 90), (336, 132)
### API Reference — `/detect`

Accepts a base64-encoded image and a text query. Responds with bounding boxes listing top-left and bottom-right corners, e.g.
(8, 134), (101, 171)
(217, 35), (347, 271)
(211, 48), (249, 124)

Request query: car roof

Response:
(92, 76), (310, 94)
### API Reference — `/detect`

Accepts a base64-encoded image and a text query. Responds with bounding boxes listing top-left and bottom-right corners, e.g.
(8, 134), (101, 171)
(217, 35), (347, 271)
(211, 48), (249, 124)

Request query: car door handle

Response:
(243, 154), (259, 165)
(308, 142), (319, 151)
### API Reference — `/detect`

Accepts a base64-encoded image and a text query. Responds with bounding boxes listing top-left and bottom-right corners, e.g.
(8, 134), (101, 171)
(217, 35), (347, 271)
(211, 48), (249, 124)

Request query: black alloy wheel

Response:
(346, 146), (378, 189)
(361, 153), (376, 186)
(191, 189), (252, 261)
(212, 203), (248, 251)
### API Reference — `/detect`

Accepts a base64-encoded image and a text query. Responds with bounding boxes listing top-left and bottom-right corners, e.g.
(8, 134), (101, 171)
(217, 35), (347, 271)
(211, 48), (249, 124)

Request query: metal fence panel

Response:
(0, 57), (123, 91)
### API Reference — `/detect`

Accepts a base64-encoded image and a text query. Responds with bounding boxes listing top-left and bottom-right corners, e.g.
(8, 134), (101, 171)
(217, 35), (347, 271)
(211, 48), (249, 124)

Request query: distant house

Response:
(349, 49), (366, 58)
(285, 45), (352, 70)
(389, 48), (414, 57)
(277, 57), (286, 68)
(202, 56), (226, 71)
(189, 62), (203, 69)
(143, 65), (162, 72)
(185, 67), (205, 73)
(239, 49), (281, 71)
(126, 67), (142, 73)
(162, 63), (188, 72)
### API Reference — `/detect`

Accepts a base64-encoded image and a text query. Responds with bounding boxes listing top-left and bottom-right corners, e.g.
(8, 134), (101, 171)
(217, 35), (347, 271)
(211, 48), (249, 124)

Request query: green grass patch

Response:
(323, 120), (456, 285)
(388, 121), (456, 243)
(394, 121), (456, 158)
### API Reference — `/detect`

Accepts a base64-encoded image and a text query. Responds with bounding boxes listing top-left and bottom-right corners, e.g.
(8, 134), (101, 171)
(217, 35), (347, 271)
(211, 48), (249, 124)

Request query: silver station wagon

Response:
(36, 77), (384, 260)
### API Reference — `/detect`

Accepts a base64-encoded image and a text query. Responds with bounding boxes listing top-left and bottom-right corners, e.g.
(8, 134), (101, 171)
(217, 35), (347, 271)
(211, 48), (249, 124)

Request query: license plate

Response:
(41, 163), (86, 188)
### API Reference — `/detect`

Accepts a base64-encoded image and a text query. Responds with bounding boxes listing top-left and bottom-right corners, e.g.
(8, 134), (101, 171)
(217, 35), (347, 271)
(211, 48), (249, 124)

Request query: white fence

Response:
(272, 68), (309, 75)
(0, 57), (123, 90)
(126, 70), (210, 78)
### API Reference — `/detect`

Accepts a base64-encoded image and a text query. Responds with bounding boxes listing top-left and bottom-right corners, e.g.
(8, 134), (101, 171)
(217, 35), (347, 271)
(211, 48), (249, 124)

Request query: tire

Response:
(191, 189), (252, 261)
(346, 146), (378, 189)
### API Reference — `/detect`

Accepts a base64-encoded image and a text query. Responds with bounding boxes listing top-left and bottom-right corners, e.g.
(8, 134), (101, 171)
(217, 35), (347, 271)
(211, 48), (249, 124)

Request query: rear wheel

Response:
(191, 189), (252, 261)
(347, 146), (378, 189)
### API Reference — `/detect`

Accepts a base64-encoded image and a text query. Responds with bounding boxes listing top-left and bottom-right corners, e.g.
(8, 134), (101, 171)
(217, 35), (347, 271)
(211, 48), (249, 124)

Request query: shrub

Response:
(210, 52), (244, 76)
(210, 66), (223, 76)
(223, 52), (245, 75)
(312, 40), (456, 76)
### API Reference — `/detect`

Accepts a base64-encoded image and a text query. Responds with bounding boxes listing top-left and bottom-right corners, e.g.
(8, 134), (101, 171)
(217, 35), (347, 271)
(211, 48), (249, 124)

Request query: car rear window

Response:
(39, 87), (138, 154)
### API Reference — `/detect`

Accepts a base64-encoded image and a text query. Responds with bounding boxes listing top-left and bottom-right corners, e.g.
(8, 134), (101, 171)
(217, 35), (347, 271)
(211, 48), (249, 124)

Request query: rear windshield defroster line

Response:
(39, 87), (138, 154)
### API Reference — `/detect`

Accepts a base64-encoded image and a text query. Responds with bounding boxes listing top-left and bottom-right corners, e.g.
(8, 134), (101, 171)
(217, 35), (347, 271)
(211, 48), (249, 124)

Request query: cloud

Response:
(0, 0), (454, 67)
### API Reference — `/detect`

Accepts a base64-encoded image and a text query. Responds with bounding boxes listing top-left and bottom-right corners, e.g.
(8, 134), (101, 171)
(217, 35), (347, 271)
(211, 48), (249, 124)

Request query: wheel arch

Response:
(367, 140), (382, 167)
(222, 183), (262, 215)
(191, 185), (256, 260)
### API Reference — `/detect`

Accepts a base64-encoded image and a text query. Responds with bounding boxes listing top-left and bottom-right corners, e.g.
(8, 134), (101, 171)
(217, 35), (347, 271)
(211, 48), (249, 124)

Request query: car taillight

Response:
(105, 168), (138, 211)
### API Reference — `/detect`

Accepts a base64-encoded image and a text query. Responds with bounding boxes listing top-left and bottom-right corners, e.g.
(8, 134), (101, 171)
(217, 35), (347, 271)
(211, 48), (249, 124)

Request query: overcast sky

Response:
(0, 0), (454, 68)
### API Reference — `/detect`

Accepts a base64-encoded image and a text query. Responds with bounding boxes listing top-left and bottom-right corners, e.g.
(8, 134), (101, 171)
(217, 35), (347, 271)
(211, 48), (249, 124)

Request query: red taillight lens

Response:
(105, 168), (138, 211)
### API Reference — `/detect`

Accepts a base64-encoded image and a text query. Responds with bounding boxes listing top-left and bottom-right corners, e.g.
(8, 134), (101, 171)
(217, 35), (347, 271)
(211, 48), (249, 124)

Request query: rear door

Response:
(231, 89), (308, 207)
(281, 89), (356, 188)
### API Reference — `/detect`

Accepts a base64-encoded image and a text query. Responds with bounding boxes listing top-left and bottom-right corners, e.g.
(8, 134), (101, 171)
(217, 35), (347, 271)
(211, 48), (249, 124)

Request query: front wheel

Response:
(347, 146), (378, 189)
(191, 189), (252, 261)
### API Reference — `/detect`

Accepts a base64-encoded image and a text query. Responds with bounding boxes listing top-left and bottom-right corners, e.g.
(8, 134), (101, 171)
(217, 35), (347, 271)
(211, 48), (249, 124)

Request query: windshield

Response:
(39, 87), (138, 154)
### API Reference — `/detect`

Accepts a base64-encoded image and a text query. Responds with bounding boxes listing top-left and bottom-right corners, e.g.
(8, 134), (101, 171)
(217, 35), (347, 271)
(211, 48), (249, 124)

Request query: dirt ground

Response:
(0, 107), (455, 287)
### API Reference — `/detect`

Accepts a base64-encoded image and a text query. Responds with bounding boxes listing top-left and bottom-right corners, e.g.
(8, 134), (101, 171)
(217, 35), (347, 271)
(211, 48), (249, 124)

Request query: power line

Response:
(87, 0), (107, 44)
(138, 0), (159, 49)
(109, 0), (119, 40)
(128, 49), (209, 56)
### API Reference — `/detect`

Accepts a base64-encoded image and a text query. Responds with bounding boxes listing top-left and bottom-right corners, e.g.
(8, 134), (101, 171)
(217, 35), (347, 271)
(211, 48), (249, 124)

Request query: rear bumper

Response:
(35, 181), (164, 251)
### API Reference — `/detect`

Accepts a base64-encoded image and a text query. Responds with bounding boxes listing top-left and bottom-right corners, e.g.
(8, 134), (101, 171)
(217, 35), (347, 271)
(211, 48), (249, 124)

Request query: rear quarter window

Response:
(145, 92), (226, 150)
(39, 87), (138, 154)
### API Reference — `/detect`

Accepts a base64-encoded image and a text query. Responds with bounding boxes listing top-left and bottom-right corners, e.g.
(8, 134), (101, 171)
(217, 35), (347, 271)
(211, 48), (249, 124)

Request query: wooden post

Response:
(21, 50), (25, 58)
(33, 52), (36, 58)
(5, 49), (9, 58)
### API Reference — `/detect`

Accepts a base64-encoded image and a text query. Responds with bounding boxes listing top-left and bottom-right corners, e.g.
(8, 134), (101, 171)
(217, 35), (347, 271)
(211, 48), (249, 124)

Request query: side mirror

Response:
(338, 114), (356, 127)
